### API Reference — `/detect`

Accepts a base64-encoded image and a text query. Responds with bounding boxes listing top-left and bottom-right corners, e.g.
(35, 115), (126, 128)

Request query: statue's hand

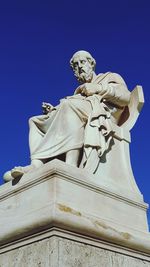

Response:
(79, 83), (98, 96)
(42, 102), (54, 114)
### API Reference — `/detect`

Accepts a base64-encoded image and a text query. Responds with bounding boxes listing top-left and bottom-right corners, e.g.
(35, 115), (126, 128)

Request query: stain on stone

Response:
(94, 220), (108, 230)
(58, 204), (81, 217)
(93, 219), (132, 240)
(58, 205), (132, 242)
(121, 232), (131, 240)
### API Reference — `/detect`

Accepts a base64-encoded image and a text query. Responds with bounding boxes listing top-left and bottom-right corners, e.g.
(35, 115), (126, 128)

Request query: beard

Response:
(74, 70), (93, 83)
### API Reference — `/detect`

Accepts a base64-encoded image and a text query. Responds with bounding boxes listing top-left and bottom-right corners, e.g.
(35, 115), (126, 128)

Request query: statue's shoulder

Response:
(96, 72), (126, 85)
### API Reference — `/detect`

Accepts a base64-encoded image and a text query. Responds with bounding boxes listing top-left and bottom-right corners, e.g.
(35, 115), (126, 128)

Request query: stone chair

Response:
(93, 86), (145, 202)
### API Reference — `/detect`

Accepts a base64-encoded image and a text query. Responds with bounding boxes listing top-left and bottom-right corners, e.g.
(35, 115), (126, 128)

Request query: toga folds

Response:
(29, 72), (131, 173)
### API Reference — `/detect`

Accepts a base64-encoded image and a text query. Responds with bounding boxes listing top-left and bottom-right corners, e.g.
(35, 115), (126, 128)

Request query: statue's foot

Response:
(3, 170), (14, 182)
(11, 165), (36, 179)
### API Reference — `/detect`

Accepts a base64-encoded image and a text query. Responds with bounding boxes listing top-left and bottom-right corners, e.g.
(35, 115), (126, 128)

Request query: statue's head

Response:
(70, 50), (96, 83)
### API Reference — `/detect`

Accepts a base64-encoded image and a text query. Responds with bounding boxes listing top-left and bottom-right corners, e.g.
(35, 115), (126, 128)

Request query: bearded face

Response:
(72, 55), (94, 83)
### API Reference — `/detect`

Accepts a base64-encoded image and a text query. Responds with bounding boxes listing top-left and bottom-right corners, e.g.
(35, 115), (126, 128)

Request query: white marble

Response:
(4, 50), (142, 190)
(1, 51), (148, 267)
(0, 160), (149, 255)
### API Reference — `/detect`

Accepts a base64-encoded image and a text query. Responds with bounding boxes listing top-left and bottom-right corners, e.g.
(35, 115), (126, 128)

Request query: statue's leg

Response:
(66, 149), (81, 166)
(11, 159), (44, 179)
(9, 98), (91, 180)
(30, 98), (91, 163)
(28, 115), (47, 155)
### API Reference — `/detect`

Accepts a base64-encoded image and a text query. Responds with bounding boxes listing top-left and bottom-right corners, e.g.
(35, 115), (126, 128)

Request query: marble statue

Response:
(2, 51), (149, 267)
(3, 50), (136, 182)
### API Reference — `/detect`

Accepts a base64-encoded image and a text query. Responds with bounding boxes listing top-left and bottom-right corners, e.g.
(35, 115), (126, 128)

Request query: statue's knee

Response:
(60, 99), (71, 110)
(28, 116), (35, 125)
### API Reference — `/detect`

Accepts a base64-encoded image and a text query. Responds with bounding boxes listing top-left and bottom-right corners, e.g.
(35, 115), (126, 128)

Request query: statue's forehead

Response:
(73, 54), (88, 62)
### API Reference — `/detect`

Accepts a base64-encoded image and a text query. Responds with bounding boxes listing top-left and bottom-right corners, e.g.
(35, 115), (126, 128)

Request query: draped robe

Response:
(29, 72), (130, 173)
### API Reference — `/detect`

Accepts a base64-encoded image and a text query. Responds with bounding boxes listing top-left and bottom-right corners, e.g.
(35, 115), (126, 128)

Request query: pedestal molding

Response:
(0, 160), (148, 211)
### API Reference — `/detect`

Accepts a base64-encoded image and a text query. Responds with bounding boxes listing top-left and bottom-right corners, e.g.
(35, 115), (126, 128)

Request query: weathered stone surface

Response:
(0, 160), (149, 254)
(0, 236), (150, 267)
(1, 161), (150, 266)
(58, 238), (150, 267)
(0, 239), (50, 267)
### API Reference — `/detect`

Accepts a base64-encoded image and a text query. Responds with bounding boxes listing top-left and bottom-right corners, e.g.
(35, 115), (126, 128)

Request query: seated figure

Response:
(4, 50), (131, 181)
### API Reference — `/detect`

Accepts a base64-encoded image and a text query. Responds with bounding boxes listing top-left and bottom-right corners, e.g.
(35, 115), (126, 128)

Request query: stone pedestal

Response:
(0, 159), (150, 266)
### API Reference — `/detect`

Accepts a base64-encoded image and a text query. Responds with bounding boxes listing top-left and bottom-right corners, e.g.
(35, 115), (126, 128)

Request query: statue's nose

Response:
(78, 61), (82, 68)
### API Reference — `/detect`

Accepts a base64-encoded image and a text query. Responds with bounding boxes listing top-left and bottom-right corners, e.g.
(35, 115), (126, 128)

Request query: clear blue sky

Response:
(0, 1), (150, 225)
